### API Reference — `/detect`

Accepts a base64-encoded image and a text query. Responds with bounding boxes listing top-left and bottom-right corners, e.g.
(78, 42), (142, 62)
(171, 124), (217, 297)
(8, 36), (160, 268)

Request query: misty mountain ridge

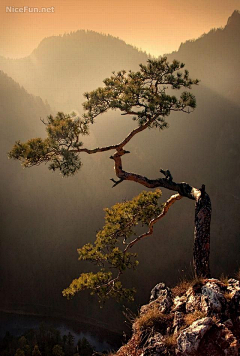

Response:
(0, 70), (51, 141)
(0, 10), (239, 111)
(227, 9), (240, 27)
(0, 11), (239, 112)
(0, 30), (149, 112)
(32, 30), (149, 57)
(165, 10), (240, 105)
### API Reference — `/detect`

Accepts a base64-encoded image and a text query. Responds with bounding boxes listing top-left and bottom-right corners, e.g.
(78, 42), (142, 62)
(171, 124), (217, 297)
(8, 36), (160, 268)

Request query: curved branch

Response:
(95, 193), (183, 296)
(124, 193), (183, 251)
(70, 117), (200, 201)
(112, 149), (201, 201)
(74, 118), (153, 154)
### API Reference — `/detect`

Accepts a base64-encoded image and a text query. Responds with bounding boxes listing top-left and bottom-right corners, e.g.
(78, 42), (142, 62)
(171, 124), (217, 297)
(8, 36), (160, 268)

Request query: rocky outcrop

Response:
(113, 278), (240, 356)
(176, 317), (214, 355)
(141, 283), (173, 315)
(197, 322), (238, 356)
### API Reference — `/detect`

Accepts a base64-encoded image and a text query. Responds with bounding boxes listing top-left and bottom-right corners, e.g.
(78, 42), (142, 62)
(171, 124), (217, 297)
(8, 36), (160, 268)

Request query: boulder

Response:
(201, 280), (226, 314)
(142, 283), (173, 314)
(176, 317), (214, 355)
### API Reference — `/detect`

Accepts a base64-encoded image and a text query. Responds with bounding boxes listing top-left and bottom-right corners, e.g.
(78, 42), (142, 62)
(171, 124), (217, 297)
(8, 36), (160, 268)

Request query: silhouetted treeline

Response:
(0, 30), (149, 112)
(0, 324), (95, 356)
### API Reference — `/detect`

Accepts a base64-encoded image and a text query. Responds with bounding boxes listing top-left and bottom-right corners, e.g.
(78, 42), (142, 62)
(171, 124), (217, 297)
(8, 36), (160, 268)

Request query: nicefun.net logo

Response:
(6, 6), (55, 13)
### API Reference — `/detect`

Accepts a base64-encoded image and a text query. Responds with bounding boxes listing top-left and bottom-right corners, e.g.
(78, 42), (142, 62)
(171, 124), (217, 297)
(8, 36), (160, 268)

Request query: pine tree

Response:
(77, 337), (94, 356)
(15, 349), (25, 356)
(32, 345), (41, 356)
(10, 57), (211, 303)
(52, 344), (65, 356)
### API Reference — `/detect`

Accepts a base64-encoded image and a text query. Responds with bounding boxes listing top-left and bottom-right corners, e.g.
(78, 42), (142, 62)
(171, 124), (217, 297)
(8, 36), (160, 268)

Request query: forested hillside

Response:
(0, 31), (149, 112)
(165, 10), (240, 104)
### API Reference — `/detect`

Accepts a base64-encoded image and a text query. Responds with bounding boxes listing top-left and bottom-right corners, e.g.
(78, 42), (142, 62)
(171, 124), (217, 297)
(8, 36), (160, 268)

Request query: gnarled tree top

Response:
(9, 57), (198, 177)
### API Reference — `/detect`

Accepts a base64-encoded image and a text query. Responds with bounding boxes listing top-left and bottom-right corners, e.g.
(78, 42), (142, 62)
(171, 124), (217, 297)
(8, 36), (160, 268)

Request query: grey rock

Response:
(129, 278), (240, 355)
(227, 278), (240, 290)
(201, 280), (225, 314)
(141, 332), (167, 356)
(227, 278), (240, 312)
(146, 283), (173, 313)
(172, 295), (187, 312)
(150, 283), (171, 301)
(176, 317), (214, 355)
(185, 287), (202, 314)
(173, 311), (184, 335)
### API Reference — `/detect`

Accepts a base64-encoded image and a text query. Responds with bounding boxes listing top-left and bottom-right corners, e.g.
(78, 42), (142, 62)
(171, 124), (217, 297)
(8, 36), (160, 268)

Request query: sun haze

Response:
(0, 0), (239, 58)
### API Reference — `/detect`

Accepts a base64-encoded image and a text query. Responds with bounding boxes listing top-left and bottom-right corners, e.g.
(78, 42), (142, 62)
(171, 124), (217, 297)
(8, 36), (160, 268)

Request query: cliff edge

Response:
(112, 277), (240, 355)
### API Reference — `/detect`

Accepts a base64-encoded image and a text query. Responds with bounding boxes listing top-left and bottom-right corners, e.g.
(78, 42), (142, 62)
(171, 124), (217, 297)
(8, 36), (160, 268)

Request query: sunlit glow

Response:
(0, 0), (239, 58)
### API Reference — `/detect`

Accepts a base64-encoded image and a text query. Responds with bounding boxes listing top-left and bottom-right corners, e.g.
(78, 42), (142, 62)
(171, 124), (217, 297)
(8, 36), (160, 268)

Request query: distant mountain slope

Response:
(0, 31), (149, 112)
(0, 69), (135, 331)
(0, 71), (52, 317)
(165, 10), (240, 104)
(0, 70), (50, 141)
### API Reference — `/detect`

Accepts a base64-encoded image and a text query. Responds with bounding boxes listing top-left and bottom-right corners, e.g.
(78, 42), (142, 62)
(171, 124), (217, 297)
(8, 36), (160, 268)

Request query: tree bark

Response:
(111, 148), (212, 278)
(193, 190), (211, 278)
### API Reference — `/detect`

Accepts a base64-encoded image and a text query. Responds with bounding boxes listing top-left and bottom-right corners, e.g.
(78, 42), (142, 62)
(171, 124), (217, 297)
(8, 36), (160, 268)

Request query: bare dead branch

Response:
(110, 178), (124, 188)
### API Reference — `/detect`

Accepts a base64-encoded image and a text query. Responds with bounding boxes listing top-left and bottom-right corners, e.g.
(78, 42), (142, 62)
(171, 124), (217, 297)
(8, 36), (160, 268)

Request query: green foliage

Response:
(18, 336), (27, 349)
(9, 58), (198, 177)
(83, 57), (198, 127)
(32, 345), (41, 356)
(77, 337), (94, 356)
(52, 344), (64, 356)
(9, 112), (89, 176)
(63, 190), (164, 303)
(15, 349), (26, 356)
(0, 325), (98, 356)
(65, 332), (74, 356)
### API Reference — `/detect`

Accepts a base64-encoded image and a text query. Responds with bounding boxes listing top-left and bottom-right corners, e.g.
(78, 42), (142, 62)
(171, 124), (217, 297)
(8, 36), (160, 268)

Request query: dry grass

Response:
(224, 292), (232, 301)
(172, 277), (205, 297)
(172, 279), (192, 297)
(164, 334), (177, 348)
(133, 304), (172, 334)
(184, 311), (206, 326)
(220, 273), (229, 285)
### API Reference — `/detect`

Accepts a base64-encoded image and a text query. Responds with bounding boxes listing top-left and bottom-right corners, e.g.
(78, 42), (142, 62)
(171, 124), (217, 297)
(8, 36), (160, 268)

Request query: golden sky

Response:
(0, 0), (239, 58)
